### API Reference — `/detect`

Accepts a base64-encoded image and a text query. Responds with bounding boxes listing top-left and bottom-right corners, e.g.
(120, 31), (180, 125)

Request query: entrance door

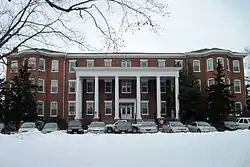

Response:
(120, 104), (133, 120)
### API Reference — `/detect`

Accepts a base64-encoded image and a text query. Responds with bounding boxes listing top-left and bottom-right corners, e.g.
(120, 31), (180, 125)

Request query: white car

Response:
(87, 121), (106, 134)
(162, 121), (189, 133)
(18, 122), (37, 133)
(235, 117), (250, 130)
(139, 121), (158, 133)
(186, 121), (217, 133)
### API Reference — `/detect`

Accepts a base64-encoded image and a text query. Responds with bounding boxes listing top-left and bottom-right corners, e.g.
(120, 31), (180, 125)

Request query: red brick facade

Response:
(6, 48), (246, 124)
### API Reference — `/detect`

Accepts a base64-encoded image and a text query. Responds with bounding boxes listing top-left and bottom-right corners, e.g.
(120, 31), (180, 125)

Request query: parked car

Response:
(67, 119), (84, 134)
(42, 122), (59, 134)
(223, 121), (239, 131)
(1, 123), (16, 135)
(87, 121), (106, 134)
(162, 121), (189, 133)
(139, 121), (158, 133)
(106, 120), (140, 133)
(186, 121), (217, 133)
(235, 117), (250, 130)
(113, 121), (133, 133)
(18, 122), (37, 133)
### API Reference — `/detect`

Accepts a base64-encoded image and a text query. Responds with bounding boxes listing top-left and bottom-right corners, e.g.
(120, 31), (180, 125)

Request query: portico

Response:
(74, 67), (181, 121)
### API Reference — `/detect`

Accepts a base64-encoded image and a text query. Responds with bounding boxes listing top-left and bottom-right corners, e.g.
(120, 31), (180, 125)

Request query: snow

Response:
(1, 131), (250, 167)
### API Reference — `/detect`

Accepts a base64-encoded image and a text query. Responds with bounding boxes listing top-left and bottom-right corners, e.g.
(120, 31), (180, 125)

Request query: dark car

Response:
(67, 119), (84, 134)
(1, 124), (16, 135)
(113, 121), (133, 133)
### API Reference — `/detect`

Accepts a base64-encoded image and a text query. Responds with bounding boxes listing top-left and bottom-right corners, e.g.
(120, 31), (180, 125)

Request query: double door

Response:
(120, 103), (134, 120)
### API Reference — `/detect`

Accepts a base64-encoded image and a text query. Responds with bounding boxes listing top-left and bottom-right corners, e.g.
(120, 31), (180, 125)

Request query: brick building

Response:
(6, 48), (247, 124)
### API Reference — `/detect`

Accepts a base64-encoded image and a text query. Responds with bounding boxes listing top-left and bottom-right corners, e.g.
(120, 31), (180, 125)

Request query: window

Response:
(87, 59), (94, 67)
(68, 101), (76, 115)
(69, 60), (76, 72)
(51, 80), (58, 93)
(38, 79), (44, 93)
(69, 80), (76, 93)
(193, 60), (200, 72)
(141, 101), (149, 115)
(196, 79), (201, 90)
(160, 81), (166, 93)
(234, 79), (241, 93)
(207, 58), (213, 71)
(121, 80), (131, 93)
(141, 80), (148, 93)
(175, 60), (183, 67)
(235, 102), (242, 112)
(233, 60), (240, 72)
(87, 80), (94, 93)
(207, 78), (215, 87)
(105, 101), (112, 115)
(121, 60), (131, 67)
(140, 59), (148, 67)
(161, 101), (167, 115)
(216, 57), (224, 67)
(86, 101), (94, 115)
(226, 58), (230, 71)
(104, 59), (112, 67)
(37, 101), (44, 116)
(158, 60), (165, 67)
(10, 60), (18, 73)
(51, 60), (59, 72)
(28, 57), (36, 70)
(39, 58), (45, 71)
(105, 80), (112, 93)
(50, 102), (58, 117)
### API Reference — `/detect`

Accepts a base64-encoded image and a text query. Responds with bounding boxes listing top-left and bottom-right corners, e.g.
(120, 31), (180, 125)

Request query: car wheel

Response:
(107, 128), (112, 133)
(169, 129), (173, 133)
(132, 127), (138, 133)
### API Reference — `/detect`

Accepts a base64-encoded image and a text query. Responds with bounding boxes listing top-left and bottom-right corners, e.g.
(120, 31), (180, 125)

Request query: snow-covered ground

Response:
(1, 130), (250, 167)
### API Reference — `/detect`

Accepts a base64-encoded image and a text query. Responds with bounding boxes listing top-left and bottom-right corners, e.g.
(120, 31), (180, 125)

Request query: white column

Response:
(175, 76), (180, 119)
(75, 77), (82, 119)
(156, 76), (161, 118)
(94, 76), (99, 119)
(136, 76), (142, 119)
(114, 76), (119, 119)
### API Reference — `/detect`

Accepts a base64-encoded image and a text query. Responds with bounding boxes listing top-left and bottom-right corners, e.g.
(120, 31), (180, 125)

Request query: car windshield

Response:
(197, 122), (210, 126)
(68, 121), (81, 127)
(44, 123), (57, 129)
(90, 122), (105, 127)
(21, 122), (36, 128)
(169, 122), (183, 126)
(141, 122), (156, 126)
(0, 123), (4, 129)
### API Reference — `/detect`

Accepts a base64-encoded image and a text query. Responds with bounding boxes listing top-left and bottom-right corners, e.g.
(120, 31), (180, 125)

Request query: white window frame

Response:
(105, 80), (112, 93)
(104, 59), (112, 67)
(38, 78), (44, 93)
(39, 58), (45, 71)
(140, 59), (148, 67)
(207, 78), (215, 87)
(206, 58), (213, 71)
(121, 80), (132, 93)
(87, 59), (94, 67)
(233, 60), (240, 73)
(175, 60), (183, 67)
(234, 79), (241, 93)
(141, 101), (149, 115)
(235, 102), (242, 112)
(141, 80), (148, 93)
(104, 100), (112, 116)
(37, 101), (44, 116)
(51, 60), (59, 72)
(69, 60), (77, 73)
(86, 101), (94, 116)
(68, 80), (76, 94)
(50, 101), (58, 117)
(216, 57), (224, 67)
(86, 80), (94, 94)
(121, 60), (131, 68)
(51, 80), (58, 94)
(68, 101), (76, 116)
(158, 59), (166, 67)
(10, 60), (18, 73)
(160, 80), (166, 93)
(28, 57), (36, 70)
(161, 101), (167, 115)
(226, 58), (230, 71)
(193, 60), (200, 72)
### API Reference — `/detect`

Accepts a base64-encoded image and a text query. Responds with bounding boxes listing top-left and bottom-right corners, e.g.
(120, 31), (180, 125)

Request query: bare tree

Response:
(0, 0), (169, 59)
